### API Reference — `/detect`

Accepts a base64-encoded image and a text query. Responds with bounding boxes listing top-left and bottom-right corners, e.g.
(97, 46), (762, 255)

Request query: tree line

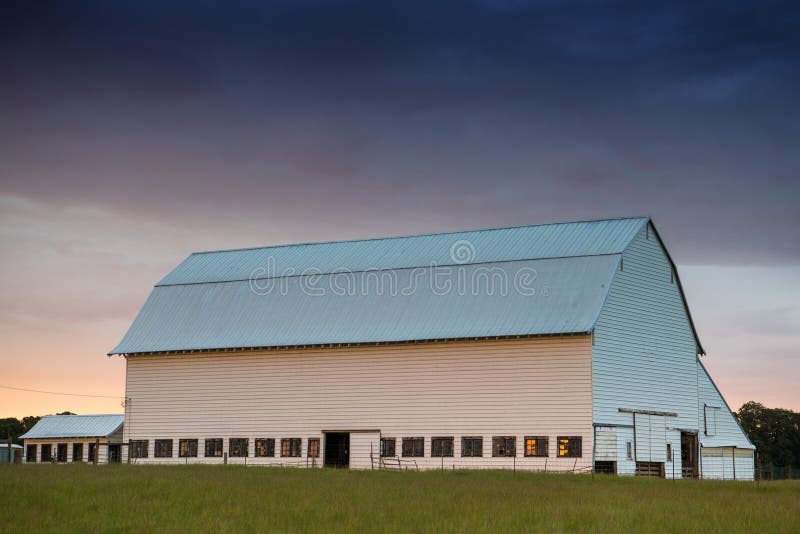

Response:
(737, 402), (800, 467)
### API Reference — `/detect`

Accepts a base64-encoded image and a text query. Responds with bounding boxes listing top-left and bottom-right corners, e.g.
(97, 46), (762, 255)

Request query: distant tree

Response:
(56, 411), (76, 415)
(0, 418), (24, 440)
(737, 402), (800, 467)
(21, 416), (41, 433)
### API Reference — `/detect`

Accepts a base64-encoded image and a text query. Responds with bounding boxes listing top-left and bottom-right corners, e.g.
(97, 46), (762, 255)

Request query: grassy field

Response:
(2, 465), (799, 533)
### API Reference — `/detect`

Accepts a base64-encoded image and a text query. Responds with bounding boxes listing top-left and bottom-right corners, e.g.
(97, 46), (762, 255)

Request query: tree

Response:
(737, 402), (800, 467)
(0, 418), (24, 440)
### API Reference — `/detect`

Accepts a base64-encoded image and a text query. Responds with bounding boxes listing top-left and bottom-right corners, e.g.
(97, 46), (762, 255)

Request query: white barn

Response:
(21, 414), (124, 464)
(109, 217), (754, 478)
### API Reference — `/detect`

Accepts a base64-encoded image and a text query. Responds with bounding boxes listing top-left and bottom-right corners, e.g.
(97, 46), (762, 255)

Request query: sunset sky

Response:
(1, 1), (798, 418)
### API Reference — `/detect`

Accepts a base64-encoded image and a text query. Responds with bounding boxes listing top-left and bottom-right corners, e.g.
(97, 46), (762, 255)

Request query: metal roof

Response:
(159, 217), (648, 285)
(20, 414), (124, 440)
(110, 254), (621, 354)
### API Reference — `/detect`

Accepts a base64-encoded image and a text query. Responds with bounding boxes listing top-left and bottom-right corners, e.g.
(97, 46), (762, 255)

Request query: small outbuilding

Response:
(21, 414), (124, 464)
(0, 443), (23, 463)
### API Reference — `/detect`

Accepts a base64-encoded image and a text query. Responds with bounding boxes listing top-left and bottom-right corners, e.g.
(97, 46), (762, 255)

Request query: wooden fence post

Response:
(94, 438), (100, 465)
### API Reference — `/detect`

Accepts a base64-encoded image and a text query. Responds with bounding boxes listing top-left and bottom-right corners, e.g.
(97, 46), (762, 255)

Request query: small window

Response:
(308, 438), (320, 458)
(87, 442), (97, 462)
(402, 437), (424, 457)
(492, 436), (516, 457)
(229, 438), (248, 458)
(72, 443), (84, 462)
(524, 436), (548, 457)
(255, 438), (275, 457)
(380, 438), (396, 457)
(130, 440), (149, 459)
(431, 437), (454, 457)
(57, 443), (68, 462)
(704, 406), (718, 436)
(281, 438), (302, 457)
(41, 444), (52, 462)
(155, 439), (173, 458)
(461, 437), (483, 457)
(666, 443), (672, 462)
(557, 436), (582, 458)
(26, 444), (37, 463)
(179, 439), (198, 458)
(626, 441), (633, 460)
(205, 438), (223, 457)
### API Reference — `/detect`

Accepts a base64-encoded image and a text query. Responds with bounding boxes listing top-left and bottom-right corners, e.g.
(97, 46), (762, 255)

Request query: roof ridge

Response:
(189, 216), (650, 256)
(42, 413), (123, 418)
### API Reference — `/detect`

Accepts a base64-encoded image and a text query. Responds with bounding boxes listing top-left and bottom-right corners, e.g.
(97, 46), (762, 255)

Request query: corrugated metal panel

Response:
(158, 217), (648, 286)
(20, 414), (124, 439)
(110, 255), (619, 354)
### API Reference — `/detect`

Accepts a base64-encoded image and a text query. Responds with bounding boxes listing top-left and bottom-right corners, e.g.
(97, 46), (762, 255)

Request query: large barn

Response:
(109, 217), (754, 478)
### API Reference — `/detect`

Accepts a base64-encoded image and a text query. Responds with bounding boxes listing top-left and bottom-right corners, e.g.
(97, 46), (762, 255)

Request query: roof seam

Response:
(155, 252), (623, 287)
(188, 216), (650, 256)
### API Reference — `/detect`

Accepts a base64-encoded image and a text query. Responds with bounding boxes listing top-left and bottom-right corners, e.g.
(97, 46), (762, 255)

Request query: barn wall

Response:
(593, 223), (701, 476)
(121, 336), (593, 470)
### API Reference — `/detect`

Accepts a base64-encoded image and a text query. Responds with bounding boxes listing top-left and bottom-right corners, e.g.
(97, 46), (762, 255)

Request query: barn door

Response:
(634, 413), (667, 462)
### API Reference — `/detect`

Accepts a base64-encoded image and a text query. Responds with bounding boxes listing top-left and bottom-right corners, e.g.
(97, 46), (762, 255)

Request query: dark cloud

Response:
(1, 1), (799, 264)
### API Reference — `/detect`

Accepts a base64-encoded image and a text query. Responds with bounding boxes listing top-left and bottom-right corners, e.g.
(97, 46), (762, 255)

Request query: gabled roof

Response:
(111, 217), (649, 355)
(20, 414), (124, 440)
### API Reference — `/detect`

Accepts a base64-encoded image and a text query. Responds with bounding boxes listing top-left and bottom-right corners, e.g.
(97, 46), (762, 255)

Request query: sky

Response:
(1, 1), (798, 418)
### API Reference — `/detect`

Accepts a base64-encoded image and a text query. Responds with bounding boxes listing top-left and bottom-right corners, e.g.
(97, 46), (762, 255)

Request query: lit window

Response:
(431, 437), (454, 457)
(281, 438), (301, 457)
(255, 438), (275, 457)
(492, 436), (516, 457)
(179, 439), (198, 458)
(524, 436), (548, 457)
(308, 438), (320, 458)
(557, 436), (582, 458)
(204, 438), (223, 457)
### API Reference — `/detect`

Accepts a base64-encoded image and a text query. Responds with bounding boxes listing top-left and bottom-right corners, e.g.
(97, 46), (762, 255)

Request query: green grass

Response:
(2, 465), (799, 533)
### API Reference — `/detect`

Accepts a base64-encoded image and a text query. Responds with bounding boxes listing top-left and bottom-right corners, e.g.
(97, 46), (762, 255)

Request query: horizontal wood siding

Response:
(22, 438), (116, 464)
(122, 336), (593, 471)
(593, 224), (700, 477)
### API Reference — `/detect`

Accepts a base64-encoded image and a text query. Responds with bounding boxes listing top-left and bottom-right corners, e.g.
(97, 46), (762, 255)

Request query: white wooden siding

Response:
(349, 432), (380, 469)
(122, 336), (593, 471)
(697, 360), (754, 450)
(701, 447), (755, 480)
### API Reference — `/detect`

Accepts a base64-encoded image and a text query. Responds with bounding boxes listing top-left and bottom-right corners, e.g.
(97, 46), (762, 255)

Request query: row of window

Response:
(129, 438), (321, 459)
(27, 443), (99, 463)
(382, 436), (582, 458)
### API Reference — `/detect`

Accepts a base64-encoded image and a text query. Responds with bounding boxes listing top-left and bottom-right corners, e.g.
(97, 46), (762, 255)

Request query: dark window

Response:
(431, 437), (454, 457)
(255, 438), (275, 457)
(594, 461), (616, 474)
(179, 439), (198, 458)
(492, 436), (516, 457)
(72, 443), (84, 462)
(308, 438), (320, 458)
(557, 436), (582, 458)
(205, 438), (223, 457)
(41, 444), (52, 462)
(461, 437), (483, 457)
(87, 443), (97, 462)
(155, 439), (173, 458)
(281, 438), (301, 457)
(524, 436), (548, 457)
(130, 440), (149, 459)
(229, 438), (248, 458)
(402, 437), (424, 457)
(26, 444), (37, 463)
(666, 443), (672, 462)
(57, 443), (68, 462)
(380, 438), (396, 457)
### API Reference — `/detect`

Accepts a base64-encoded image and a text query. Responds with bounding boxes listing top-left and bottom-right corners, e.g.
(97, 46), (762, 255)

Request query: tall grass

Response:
(2, 465), (798, 532)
